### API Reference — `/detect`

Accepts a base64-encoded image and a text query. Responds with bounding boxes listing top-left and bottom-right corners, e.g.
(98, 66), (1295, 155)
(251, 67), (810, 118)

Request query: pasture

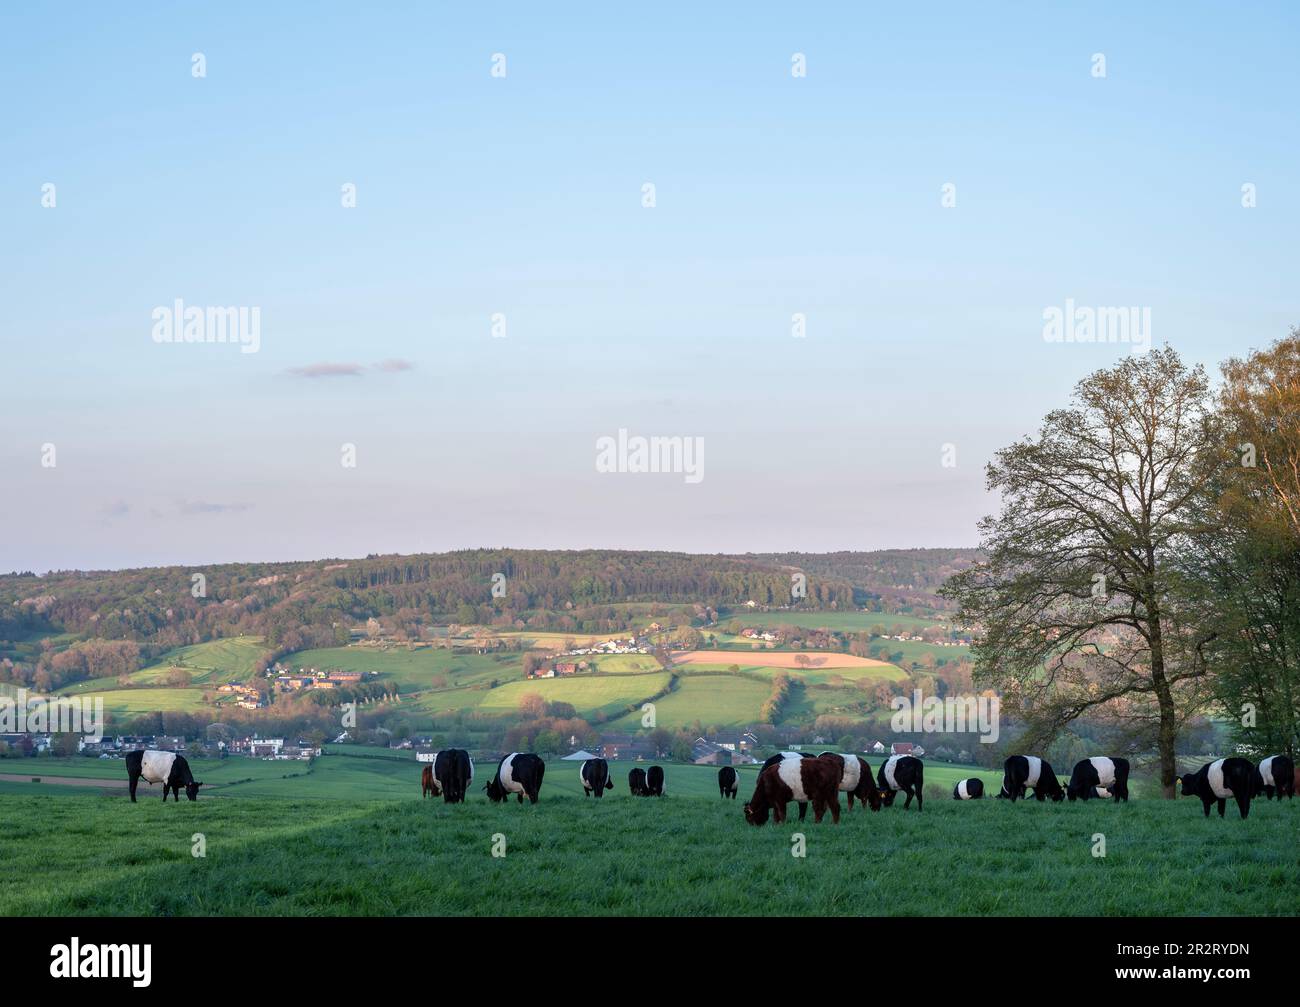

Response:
(0, 753), (1295, 916)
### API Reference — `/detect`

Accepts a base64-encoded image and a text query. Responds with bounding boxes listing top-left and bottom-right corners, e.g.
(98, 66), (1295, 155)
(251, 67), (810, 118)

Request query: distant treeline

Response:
(1, 549), (973, 683)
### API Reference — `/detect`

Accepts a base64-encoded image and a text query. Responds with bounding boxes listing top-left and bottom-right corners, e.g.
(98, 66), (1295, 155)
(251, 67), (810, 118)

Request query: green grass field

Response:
(131, 637), (267, 685)
(607, 674), (771, 729)
(1, 752), (1294, 916)
(286, 646), (515, 693)
(725, 610), (949, 633)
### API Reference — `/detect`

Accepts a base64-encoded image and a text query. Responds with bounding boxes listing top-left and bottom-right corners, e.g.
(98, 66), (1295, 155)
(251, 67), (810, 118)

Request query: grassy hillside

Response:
(1, 752), (1292, 916)
(132, 637), (267, 685)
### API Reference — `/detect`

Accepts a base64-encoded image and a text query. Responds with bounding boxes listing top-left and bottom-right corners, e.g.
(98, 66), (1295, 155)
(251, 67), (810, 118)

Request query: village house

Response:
(691, 738), (759, 766)
(230, 737), (284, 758)
(890, 742), (926, 757)
(598, 734), (657, 761)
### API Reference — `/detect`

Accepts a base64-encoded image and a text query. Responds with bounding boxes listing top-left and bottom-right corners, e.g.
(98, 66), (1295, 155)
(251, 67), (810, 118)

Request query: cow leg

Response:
(1217, 798), (1226, 818)
(916, 785), (923, 812)
(1235, 794), (1250, 819)
(129, 775), (138, 802)
(773, 801), (786, 824)
(812, 798), (826, 823)
(797, 802), (808, 822)
(829, 795), (841, 824)
(846, 792), (854, 810)
(1201, 798), (1212, 817)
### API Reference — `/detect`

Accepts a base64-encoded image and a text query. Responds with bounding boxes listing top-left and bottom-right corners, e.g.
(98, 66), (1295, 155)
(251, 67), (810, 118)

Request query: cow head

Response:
(484, 779), (506, 802)
(1178, 773), (1197, 796)
(185, 781), (203, 801)
(743, 801), (769, 826)
(880, 789), (897, 807)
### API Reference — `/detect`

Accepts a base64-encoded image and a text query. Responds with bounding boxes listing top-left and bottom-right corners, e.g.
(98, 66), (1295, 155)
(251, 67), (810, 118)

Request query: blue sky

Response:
(2, 2), (1297, 571)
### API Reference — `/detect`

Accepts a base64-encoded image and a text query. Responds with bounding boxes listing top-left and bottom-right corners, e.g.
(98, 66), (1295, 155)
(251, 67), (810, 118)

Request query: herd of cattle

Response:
(122, 746), (1297, 823)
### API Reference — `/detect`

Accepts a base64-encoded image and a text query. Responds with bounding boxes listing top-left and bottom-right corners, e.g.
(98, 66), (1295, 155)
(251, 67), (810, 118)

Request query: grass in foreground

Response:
(1, 783), (1295, 916)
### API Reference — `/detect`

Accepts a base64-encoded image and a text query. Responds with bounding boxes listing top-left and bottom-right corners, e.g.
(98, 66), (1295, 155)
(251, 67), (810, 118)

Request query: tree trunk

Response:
(1150, 615), (1178, 798)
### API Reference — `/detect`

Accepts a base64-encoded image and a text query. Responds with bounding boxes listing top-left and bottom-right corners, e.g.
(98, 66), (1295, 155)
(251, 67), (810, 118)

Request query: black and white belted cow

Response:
(1181, 757), (1255, 819)
(1254, 754), (1296, 800)
(818, 752), (882, 810)
(1066, 757), (1130, 801)
(126, 749), (203, 802)
(422, 749), (474, 802)
(1001, 755), (1065, 802)
(644, 765), (665, 797)
(759, 752), (818, 820)
(877, 754), (924, 811)
(718, 765), (739, 799)
(744, 752), (844, 826)
(580, 757), (613, 797)
(953, 778), (984, 800)
(485, 752), (545, 804)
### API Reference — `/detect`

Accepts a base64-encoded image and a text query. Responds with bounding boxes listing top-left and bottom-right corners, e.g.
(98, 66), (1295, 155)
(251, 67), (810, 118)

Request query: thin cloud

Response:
(100, 500), (130, 519)
(284, 359), (416, 378)
(286, 362), (366, 379)
(176, 499), (254, 516)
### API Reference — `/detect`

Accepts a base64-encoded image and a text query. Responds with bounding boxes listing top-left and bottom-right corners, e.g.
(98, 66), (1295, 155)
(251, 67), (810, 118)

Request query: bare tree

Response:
(942, 347), (1221, 796)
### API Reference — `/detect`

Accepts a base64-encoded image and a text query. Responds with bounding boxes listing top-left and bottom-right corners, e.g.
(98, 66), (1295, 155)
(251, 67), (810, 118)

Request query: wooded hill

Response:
(1, 549), (977, 674)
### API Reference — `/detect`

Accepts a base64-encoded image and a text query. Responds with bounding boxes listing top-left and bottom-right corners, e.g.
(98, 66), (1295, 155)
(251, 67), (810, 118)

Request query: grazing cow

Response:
(1254, 755), (1296, 800)
(1001, 755), (1065, 802)
(744, 752), (842, 825)
(718, 765), (739, 799)
(422, 749), (474, 802)
(1066, 757), (1130, 801)
(580, 758), (614, 797)
(644, 765), (665, 796)
(818, 752), (882, 811)
(1180, 757), (1255, 819)
(953, 778), (984, 800)
(485, 752), (545, 804)
(759, 752), (820, 820)
(628, 767), (648, 796)
(877, 754), (924, 811)
(126, 750), (203, 803)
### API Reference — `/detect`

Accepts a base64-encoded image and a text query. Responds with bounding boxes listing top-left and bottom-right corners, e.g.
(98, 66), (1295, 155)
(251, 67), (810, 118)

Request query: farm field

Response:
(131, 637), (267, 686)
(286, 646), (515, 693)
(478, 672), (672, 718)
(673, 650), (894, 669)
(19, 622), (925, 732)
(1, 752), (1294, 916)
(606, 674), (772, 729)
(725, 611), (950, 633)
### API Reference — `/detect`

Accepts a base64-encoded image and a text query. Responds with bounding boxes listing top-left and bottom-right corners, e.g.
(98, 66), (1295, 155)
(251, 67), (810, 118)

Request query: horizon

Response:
(6, 542), (982, 578)
(3, 2), (1297, 571)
